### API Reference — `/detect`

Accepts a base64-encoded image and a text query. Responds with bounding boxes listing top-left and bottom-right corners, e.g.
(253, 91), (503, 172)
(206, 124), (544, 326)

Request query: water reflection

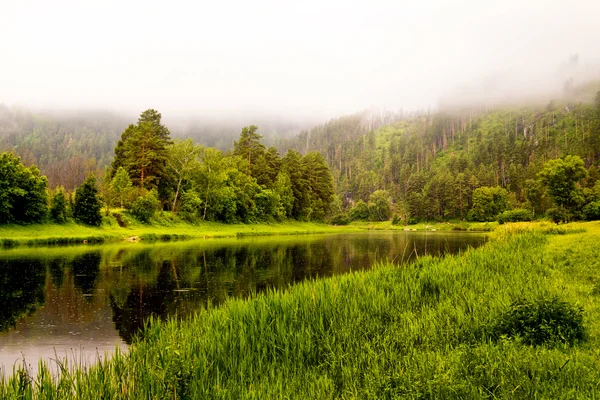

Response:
(0, 260), (45, 331)
(0, 232), (486, 371)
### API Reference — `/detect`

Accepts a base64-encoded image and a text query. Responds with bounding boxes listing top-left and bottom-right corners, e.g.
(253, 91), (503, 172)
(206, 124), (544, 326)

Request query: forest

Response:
(280, 83), (600, 224)
(1, 82), (600, 226)
(0, 109), (335, 226)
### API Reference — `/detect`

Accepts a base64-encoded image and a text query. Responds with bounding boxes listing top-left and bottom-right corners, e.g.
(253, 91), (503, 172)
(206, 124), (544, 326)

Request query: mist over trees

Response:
(0, 106), (313, 191)
(1, 79), (600, 226)
(279, 83), (600, 224)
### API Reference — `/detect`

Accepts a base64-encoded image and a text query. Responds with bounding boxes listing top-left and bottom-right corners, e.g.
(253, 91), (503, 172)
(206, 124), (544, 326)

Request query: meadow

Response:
(1, 221), (599, 398)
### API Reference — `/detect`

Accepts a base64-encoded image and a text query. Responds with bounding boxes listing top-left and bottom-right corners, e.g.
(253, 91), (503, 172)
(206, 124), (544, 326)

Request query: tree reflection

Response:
(0, 259), (45, 331)
(71, 252), (101, 295)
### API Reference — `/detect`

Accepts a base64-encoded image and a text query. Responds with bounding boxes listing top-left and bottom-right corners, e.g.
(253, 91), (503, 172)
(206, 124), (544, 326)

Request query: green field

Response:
(1, 221), (599, 398)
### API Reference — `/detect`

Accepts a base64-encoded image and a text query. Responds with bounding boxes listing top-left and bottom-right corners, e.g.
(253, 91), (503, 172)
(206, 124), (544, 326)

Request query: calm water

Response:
(0, 231), (486, 373)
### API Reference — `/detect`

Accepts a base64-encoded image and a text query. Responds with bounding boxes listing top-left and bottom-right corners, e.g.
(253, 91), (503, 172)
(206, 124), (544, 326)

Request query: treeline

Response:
(279, 88), (600, 224)
(0, 106), (128, 190)
(0, 106), (313, 191)
(0, 110), (335, 225)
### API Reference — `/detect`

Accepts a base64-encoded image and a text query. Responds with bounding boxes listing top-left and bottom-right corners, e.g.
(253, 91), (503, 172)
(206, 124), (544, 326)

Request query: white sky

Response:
(1, 0), (599, 119)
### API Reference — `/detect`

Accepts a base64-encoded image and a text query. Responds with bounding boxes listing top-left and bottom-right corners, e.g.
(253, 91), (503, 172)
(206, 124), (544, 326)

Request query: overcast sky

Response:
(1, 0), (599, 119)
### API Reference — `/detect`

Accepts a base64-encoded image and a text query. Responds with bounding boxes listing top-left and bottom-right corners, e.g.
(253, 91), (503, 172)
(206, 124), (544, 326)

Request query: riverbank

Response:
(0, 218), (359, 247)
(1, 221), (599, 398)
(0, 212), (498, 248)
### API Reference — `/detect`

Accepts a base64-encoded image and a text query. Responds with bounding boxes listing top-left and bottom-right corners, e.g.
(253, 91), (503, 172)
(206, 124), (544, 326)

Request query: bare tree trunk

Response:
(172, 177), (182, 211)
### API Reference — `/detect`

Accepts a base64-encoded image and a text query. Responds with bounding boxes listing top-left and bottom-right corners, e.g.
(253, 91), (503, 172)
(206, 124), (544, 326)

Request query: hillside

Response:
(279, 82), (600, 221)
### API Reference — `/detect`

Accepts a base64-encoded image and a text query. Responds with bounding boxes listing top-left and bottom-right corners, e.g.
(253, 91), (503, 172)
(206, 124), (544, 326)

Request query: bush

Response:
(179, 191), (203, 221)
(468, 186), (511, 222)
(546, 207), (568, 224)
(583, 201), (600, 221)
(497, 208), (533, 224)
(348, 200), (369, 221)
(330, 213), (350, 225)
(368, 190), (391, 221)
(492, 297), (585, 346)
(129, 190), (159, 223)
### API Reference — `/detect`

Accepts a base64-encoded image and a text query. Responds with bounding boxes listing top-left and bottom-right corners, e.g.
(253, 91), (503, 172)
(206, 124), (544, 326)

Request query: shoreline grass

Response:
(0, 218), (364, 248)
(1, 221), (599, 398)
(0, 213), (498, 248)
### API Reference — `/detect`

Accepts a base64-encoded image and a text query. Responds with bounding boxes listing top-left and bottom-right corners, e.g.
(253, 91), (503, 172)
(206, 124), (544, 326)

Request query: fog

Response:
(1, 0), (599, 121)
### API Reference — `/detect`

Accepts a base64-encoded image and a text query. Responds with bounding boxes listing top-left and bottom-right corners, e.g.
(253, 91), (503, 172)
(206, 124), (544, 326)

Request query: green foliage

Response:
(4, 228), (600, 397)
(546, 207), (568, 224)
(497, 208), (533, 224)
(282, 149), (311, 219)
(468, 186), (510, 222)
(110, 166), (133, 208)
(368, 190), (391, 221)
(49, 189), (68, 223)
(329, 213), (350, 225)
(112, 110), (171, 192)
(178, 191), (203, 221)
(254, 189), (278, 221)
(233, 125), (265, 175)
(73, 175), (102, 226)
(492, 297), (585, 346)
(0, 152), (48, 224)
(166, 139), (201, 211)
(582, 201), (600, 220)
(349, 200), (369, 221)
(273, 172), (294, 219)
(538, 155), (587, 216)
(129, 190), (159, 223)
(302, 151), (335, 220)
(524, 179), (544, 216)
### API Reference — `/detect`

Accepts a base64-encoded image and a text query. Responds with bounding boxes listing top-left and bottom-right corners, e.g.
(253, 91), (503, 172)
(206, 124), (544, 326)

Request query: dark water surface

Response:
(0, 231), (486, 373)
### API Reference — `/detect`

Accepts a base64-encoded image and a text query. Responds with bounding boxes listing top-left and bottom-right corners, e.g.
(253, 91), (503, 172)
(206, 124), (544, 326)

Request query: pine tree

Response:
(50, 188), (68, 223)
(111, 110), (171, 191)
(73, 175), (102, 226)
(233, 125), (266, 175)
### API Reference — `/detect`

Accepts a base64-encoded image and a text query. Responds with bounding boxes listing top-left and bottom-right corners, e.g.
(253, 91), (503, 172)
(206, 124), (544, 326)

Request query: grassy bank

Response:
(0, 212), (496, 248)
(1, 221), (599, 398)
(0, 215), (365, 247)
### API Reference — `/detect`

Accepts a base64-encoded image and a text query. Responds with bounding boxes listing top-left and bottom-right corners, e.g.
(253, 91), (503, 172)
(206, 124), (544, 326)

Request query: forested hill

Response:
(0, 106), (312, 190)
(278, 83), (600, 221)
(0, 107), (129, 190)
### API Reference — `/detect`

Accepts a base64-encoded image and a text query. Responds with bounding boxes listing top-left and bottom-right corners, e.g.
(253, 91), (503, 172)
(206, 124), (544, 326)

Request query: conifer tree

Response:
(73, 175), (102, 226)
(50, 188), (68, 223)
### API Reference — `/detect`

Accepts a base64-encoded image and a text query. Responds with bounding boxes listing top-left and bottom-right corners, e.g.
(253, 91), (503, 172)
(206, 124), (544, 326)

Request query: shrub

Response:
(583, 201), (600, 221)
(492, 297), (585, 346)
(468, 186), (511, 222)
(348, 200), (369, 221)
(129, 190), (159, 223)
(546, 207), (568, 224)
(497, 208), (533, 224)
(330, 213), (350, 225)
(368, 190), (391, 221)
(179, 191), (203, 221)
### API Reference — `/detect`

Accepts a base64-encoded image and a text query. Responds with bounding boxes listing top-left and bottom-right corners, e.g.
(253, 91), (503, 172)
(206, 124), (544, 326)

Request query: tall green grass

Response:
(2, 223), (600, 398)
